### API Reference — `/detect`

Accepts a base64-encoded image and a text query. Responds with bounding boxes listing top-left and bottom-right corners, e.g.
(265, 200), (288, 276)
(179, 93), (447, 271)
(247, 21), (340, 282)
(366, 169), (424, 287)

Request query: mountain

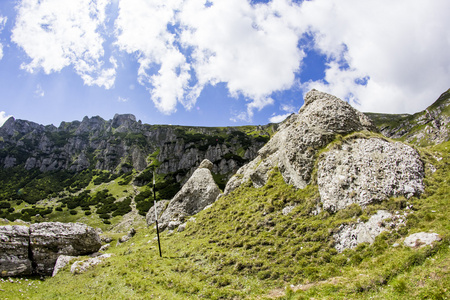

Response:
(0, 89), (449, 299)
(0, 114), (274, 220)
(365, 88), (450, 146)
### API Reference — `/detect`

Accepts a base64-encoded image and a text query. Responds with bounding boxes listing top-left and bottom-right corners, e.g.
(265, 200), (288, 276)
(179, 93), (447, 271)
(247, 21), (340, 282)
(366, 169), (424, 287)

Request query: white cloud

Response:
(0, 111), (13, 126)
(269, 112), (291, 123)
(299, 0), (450, 113)
(11, 0), (115, 89)
(34, 84), (44, 97)
(268, 101), (297, 123)
(115, 0), (305, 118)
(0, 16), (7, 60)
(118, 96), (128, 102)
(179, 0), (304, 119)
(115, 0), (189, 114)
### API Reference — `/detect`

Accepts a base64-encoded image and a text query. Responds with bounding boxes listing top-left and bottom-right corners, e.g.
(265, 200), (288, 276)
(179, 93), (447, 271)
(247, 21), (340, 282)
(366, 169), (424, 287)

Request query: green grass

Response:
(0, 141), (448, 299)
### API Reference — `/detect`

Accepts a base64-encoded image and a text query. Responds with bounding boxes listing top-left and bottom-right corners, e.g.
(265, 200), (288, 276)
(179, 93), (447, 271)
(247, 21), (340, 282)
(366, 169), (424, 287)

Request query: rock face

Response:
(224, 89), (378, 194)
(30, 222), (102, 275)
(0, 222), (101, 277)
(146, 200), (170, 226)
(333, 210), (393, 253)
(317, 138), (424, 212)
(0, 114), (270, 182)
(0, 225), (32, 277)
(154, 159), (220, 230)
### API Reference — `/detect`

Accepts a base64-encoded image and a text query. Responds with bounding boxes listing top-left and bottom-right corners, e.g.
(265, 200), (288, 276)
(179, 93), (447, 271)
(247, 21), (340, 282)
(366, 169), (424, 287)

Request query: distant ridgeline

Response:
(0, 114), (275, 221)
(0, 88), (448, 225)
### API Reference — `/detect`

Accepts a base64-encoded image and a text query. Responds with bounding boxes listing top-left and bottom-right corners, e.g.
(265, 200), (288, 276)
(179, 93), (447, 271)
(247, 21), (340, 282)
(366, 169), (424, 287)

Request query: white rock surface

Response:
(70, 254), (112, 274)
(404, 232), (442, 248)
(318, 138), (424, 212)
(224, 89), (378, 194)
(334, 210), (393, 252)
(156, 159), (220, 230)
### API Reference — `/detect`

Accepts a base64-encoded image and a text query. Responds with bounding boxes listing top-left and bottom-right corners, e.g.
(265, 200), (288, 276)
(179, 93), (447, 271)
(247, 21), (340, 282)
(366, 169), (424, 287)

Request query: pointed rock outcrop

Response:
(151, 159), (220, 230)
(224, 89), (425, 213)
(224, 89), (378, 194)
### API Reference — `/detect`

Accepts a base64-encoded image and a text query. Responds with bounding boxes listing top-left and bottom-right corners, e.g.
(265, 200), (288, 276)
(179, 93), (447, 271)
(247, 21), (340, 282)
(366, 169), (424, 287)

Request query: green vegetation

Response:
(0, 140), (447, 299)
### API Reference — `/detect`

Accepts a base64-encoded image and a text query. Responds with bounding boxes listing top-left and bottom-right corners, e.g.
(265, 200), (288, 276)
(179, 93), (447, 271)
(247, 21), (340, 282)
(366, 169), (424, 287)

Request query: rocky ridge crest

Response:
(224, 90), (424, 215)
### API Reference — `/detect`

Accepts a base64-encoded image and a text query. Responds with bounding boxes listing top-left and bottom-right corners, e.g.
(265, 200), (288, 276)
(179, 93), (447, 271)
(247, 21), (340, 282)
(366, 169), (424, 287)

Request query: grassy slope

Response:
(1, 139), (448, 299)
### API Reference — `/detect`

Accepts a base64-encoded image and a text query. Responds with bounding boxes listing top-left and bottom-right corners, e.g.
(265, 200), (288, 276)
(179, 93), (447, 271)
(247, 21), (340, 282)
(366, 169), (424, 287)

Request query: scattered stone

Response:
(177, 223), (186, 232)
(404, 232), (442, 248)
(99, 244), (111, 252)
(334, 210), (393, 252)
(52, 255), (75, 277)
(101, 236), (112, 243)
(282, 205), (296, 216)
(118, 228), (136, 244)
(70, 254), (112, 274)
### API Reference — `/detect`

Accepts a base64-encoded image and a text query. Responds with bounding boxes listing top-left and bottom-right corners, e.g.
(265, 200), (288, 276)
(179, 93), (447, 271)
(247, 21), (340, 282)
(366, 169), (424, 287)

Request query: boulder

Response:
(0, 225), (32, 277)
(224, 89), (378, 194)
(70, 254), (112, 274)
(157, 159), (220, 230)
(52, 255), (75, 277)
(146, 200), (170, 226)
(317, 138), (424, 212)
(30, 222), (101, 275)
(118, 228), (136, 244)
(333, 210), (393, 252)
(404, 232), (441, 248)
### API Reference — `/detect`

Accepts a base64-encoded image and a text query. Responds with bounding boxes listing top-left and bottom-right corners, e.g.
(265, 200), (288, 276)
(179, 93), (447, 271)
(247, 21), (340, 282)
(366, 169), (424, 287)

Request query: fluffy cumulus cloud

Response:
(115, 0), (194, 114)
(0, 16), (6, 60)
(8, 0), (450, 119)
(299, 0), (450, 113)
(269, 103), (297, 123)
(179, 0), (304, 119)
(115, 0), (305, 118)
(11, 0), (116, 89)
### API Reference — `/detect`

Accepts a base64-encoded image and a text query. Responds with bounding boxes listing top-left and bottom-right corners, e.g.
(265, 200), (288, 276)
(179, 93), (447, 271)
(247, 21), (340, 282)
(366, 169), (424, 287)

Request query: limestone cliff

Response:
(0, 114), (272, 184)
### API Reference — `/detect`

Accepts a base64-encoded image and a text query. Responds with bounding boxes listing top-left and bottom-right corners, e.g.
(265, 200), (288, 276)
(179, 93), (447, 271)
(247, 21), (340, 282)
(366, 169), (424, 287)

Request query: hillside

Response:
(0, 116), (275, 229)
(0, 89), (449, 299)
(366, 89), (450, 146)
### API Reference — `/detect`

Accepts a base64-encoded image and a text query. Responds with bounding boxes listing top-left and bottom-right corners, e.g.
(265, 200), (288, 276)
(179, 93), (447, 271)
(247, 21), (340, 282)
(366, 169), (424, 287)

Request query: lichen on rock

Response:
(317, 137), (424, 212)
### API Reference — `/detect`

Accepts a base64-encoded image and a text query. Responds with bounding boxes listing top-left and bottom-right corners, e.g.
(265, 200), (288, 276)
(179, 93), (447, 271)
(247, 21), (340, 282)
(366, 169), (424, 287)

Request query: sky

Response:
(0, 0), (449, 127)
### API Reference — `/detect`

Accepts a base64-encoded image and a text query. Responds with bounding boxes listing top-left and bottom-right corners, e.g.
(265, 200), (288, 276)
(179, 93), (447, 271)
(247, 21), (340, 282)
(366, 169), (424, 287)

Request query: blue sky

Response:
(0, 0), (449, 127)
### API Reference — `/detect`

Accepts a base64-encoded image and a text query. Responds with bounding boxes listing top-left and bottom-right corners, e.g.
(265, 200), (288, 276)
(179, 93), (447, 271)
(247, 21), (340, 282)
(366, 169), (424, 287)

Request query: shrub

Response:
(69, 210), (77, 215)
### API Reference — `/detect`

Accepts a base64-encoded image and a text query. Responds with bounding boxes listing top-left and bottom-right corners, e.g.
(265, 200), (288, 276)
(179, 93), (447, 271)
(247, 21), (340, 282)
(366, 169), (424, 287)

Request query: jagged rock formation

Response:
(366, 89), (450, 145)
(224, 89), (378, 194)
(317, 138), (424, 212)
(224, 90), (425, 218)
(150, 159), (220, 230)
(0, 113), (271, 184)
(0, 222), (101, 277)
